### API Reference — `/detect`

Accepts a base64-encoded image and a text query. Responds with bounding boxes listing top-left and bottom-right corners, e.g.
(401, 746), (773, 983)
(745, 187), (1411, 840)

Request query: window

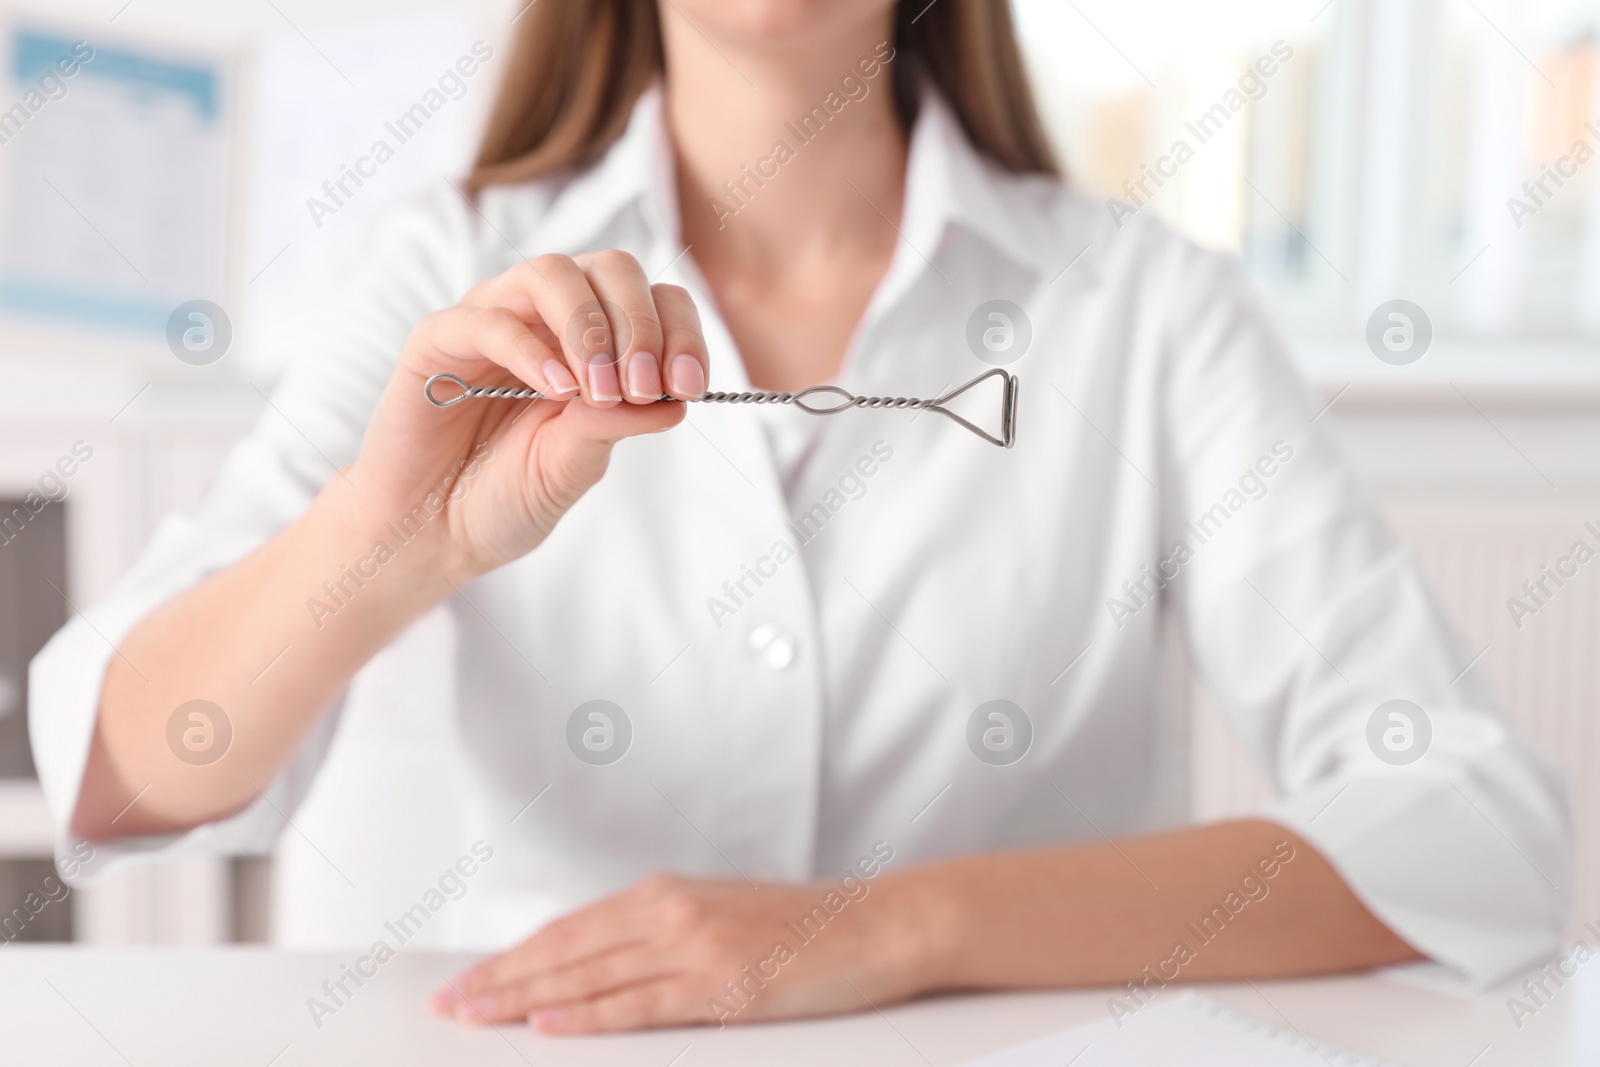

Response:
(1017, 0), (1600, 351)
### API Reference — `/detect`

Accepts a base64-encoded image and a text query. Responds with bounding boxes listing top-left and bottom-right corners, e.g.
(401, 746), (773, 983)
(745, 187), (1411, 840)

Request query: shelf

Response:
(1296, 341), (1600, 412)
(0, 779), (55, 858)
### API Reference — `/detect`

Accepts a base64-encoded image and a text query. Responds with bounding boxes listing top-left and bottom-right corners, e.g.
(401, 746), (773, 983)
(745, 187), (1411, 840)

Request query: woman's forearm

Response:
(895, 818), (1421, 992)
(72, 252), (710, 843)
(75, 475), (455, 840)
(433, 817), (1425, 1032)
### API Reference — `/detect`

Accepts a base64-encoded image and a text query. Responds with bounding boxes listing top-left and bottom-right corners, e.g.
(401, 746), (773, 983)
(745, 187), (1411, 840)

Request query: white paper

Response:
(960, 992), (1393, 1067)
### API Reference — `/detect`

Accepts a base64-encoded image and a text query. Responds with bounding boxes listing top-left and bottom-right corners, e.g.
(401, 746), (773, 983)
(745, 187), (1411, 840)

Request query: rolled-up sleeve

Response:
(28, 188), (472, 885)
(1157, 243), (1572, 987)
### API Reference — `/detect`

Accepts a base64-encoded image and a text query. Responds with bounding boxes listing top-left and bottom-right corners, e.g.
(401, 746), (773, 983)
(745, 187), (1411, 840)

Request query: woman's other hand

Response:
(428, 871), (939, 1033)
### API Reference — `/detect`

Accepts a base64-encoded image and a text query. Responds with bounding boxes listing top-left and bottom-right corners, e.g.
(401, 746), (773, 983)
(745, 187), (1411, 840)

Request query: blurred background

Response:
(1, 0), (1596, 947)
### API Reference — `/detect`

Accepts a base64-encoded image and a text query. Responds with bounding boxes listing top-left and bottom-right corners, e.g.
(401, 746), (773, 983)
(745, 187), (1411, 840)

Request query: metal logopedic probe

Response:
(423, 367), (1020, 448)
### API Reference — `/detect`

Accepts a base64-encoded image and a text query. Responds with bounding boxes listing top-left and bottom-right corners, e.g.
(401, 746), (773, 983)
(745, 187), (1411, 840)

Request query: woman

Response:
(33, 0), (1568, 1036)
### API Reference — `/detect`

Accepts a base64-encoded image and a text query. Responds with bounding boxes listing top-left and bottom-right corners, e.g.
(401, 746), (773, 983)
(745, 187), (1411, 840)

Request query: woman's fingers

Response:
(406, 305), (556, 397)
(458, 267), (578, 399)
(532, 978), (706, 1034)
(507, 253), (626, 406)
(443, 893), (653, 1003)
(463, 255), (618, 405)
(460, 252), (707, 404)
(443, 944), (680, 1024)
(576, 250), (664, 404)
(652, 283), (709, 399)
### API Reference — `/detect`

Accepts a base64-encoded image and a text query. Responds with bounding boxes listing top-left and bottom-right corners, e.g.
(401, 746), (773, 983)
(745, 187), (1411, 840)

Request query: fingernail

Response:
(531, 1008), (566, 1032)
(543, 360), (578, 396)
(670, 355), (705, 397)
(428, 989), (457, 1015)
(457, 996), (496, 1023)
(588, 361), (621, 402)
(627, 352), (661, 399)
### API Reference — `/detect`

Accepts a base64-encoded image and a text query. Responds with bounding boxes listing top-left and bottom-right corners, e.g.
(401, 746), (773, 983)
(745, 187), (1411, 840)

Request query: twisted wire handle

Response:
(697, 386), (936, 415)
(436, 383), (545, 402)
(423, 368), (1018, 448)
(695, 389), (797, 406)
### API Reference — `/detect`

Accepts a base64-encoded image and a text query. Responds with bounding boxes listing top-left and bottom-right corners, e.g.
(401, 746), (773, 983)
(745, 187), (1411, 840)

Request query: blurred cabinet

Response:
(0, 493), (65, 777)
(0, 372), (258, 944)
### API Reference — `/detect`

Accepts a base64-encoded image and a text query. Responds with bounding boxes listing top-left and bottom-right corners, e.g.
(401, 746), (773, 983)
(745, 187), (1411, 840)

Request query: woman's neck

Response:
(656, 8), (910, 390)
(663, 13), (908, 284)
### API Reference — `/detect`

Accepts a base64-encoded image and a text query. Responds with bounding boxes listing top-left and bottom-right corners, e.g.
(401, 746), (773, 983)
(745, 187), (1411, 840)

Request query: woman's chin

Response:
(662, 0), (896, 51)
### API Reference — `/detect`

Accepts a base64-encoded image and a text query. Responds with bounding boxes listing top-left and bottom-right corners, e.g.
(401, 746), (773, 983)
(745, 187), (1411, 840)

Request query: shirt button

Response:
(748, 624), (796, 671)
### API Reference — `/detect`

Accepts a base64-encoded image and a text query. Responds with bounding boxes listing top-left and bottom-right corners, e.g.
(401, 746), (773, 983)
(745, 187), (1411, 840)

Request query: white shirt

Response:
(31, 86), (1569, 987)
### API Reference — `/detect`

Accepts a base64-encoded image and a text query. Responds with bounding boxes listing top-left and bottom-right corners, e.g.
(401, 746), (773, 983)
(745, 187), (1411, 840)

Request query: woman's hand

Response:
(428, 872), (940, 1033)
(349, 250), (710, 585)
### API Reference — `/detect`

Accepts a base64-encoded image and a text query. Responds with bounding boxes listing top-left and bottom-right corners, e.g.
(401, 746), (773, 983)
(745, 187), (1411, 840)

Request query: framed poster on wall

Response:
(0, 21), (238, 362)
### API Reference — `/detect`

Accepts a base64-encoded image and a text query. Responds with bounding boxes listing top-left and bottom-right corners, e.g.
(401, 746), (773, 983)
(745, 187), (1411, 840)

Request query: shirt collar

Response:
(901, 81), (1070, 280)
(530, 84), (679, 255)
(534, 82), (1083, 284)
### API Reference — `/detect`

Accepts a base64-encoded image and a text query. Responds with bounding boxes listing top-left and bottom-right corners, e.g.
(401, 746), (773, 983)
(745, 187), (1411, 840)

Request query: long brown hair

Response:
(466, 0), (1059, 192)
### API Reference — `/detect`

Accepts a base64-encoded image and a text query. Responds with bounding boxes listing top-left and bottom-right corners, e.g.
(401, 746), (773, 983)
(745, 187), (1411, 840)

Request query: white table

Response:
(1, 947), (1594, 1066)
